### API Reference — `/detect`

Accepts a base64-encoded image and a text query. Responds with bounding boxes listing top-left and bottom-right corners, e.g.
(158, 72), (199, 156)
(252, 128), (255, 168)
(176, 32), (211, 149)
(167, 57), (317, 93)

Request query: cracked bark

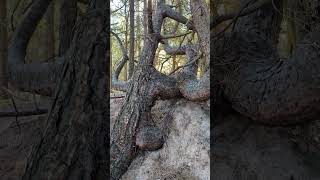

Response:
(22, 1), (109, 179)
(110, 1), (209, 179)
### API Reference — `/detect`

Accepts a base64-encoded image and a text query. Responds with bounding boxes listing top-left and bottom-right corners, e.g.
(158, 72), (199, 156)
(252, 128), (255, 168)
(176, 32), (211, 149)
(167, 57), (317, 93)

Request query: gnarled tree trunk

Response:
(110, 0), (210, 179)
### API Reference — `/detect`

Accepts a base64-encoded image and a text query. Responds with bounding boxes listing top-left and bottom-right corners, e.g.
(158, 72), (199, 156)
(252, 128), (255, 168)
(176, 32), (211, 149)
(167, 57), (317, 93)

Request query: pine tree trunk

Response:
(22, 1), (110, 179)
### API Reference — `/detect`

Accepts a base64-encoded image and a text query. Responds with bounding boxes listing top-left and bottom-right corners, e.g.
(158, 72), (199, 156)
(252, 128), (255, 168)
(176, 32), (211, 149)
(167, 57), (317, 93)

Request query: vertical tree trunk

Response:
(58, 0), (77, 56)
(0, 0), (8, 97)
(143, 0), (148, 39)
(45, 2), (55, 58)
(128, 0), (135, 77)
(136, 0), (141, 59)
(123, 1), (129, 81)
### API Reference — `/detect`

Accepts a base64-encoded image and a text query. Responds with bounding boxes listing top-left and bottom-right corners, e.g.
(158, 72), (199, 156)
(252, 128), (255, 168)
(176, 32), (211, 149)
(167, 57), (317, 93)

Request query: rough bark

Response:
(0, 0), (8, 97)
(22, 1), (109, 179)
(190, 0), (210, 67)
(111, 2), (183, 179)
(110, 0), (210, 178)
(59, 0), (77, 55)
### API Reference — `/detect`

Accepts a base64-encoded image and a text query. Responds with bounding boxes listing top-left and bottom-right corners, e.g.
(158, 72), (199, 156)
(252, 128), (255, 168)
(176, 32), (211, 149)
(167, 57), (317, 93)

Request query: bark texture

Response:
(110, 0), (209, 179)
(59, 0), (77, 56)
(22, 1), (109, 179)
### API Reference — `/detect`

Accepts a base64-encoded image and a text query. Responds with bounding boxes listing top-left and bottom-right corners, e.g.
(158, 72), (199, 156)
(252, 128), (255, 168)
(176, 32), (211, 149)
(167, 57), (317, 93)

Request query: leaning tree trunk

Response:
(110, 0), (211, 178)
(21, 0), (109, 179)
(110, 36), (181, 179)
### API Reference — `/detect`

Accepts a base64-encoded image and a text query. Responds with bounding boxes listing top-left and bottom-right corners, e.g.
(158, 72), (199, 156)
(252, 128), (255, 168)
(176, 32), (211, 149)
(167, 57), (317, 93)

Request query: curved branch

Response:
(214, 29), (320, 125)
(9, 0), (53, 65)
(177, 45), (209, 101)
(111, 31), (129, 92)
(151, 69), (181, 100)
(179, 70), (210, 101)
(163, 4), (193, 30)
(8, 0), (63, 96)
(162, 40), (209, 101)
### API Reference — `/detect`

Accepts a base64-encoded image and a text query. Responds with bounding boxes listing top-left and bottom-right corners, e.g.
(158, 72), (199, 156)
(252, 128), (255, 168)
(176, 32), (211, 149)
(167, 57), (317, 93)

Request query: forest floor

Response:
(0, 94), (49, 180)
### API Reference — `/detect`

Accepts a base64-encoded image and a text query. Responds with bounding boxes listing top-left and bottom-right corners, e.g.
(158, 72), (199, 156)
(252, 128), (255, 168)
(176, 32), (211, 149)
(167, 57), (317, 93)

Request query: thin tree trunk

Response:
(136, 0), (141, 59)
(143, 0), (148, 39)
(128, 0), (135, 77)
(45, 2), (55, 59)
(0, 0), (8, 97)
(123, 1), (129, 81)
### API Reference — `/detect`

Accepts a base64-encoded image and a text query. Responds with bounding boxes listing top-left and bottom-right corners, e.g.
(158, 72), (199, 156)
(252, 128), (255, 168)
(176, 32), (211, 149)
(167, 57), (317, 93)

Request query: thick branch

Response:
(163, 4), (193, 29)
(179, 70), (209, 101)
(177, 45), (209, 101)
(8, 0), (63, 95)
(0, 108), (47, 117)
(151, 69), (181, 100)
(8, 0), (53, 65)
(9, 60), (63, 96)
(215, 29), (320, 125)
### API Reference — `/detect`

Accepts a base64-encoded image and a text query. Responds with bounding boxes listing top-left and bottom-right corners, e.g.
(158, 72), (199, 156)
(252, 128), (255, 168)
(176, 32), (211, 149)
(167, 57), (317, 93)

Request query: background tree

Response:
(45, 3), (55, 59)
(128, 0), (135, 77)
(0, 0), (8, 98)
